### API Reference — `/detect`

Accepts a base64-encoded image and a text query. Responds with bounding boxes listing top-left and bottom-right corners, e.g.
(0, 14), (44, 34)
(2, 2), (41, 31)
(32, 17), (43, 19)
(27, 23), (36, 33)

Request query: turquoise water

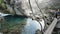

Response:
(1, 15), (27, 32)
(4, 15), (27, 25)
(1, 15), (42, 34)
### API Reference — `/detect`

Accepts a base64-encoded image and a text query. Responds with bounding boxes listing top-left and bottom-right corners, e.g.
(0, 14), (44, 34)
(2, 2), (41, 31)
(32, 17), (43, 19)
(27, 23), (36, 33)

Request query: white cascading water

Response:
(0, 12), (11, 16)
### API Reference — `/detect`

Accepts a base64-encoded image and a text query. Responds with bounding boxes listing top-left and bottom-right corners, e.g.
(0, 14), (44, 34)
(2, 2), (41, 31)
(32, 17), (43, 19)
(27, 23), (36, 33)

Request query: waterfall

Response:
(0, 12), (12, 16)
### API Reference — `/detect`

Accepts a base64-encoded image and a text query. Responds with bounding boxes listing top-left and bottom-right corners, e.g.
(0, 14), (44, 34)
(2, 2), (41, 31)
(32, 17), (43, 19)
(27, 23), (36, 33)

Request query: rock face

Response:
(4, 0), (43, 17)
(4, 0), (60, 17)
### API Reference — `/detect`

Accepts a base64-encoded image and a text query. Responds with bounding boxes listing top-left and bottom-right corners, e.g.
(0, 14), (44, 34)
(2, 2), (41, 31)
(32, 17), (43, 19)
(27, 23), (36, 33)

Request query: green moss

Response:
(0, 0), (4, 4)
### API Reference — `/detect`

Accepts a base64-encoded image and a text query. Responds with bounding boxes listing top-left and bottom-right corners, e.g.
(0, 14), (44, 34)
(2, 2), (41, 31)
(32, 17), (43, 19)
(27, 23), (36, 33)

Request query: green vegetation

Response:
(0, 0), (4, 4)
(0, 0), (12, 14)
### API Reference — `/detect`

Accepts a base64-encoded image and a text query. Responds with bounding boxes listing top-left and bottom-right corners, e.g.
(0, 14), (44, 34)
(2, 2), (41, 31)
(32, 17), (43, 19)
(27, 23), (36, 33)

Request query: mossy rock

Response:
(35, 29), (42, 34)
(1, 3), (7, 9)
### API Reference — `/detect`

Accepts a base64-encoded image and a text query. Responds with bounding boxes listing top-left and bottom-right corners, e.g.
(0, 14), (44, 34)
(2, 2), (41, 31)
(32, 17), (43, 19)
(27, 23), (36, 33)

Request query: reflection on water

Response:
(0, 15), (42, 34)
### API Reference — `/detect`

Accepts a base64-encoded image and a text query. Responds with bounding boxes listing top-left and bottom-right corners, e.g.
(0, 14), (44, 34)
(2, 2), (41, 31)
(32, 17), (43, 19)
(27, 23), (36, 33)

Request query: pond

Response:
(0, 15), (42, 34)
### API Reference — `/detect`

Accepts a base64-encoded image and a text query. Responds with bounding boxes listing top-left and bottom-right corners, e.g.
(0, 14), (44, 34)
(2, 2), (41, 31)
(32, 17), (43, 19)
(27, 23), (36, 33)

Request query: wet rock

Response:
(35, 29), (42, 34)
